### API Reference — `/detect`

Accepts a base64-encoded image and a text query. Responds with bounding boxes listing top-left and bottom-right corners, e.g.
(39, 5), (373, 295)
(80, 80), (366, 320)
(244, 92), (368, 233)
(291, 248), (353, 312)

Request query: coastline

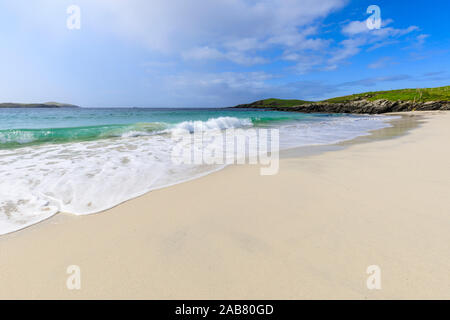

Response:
(1, 111), (450, 299)
(0, 111), (398, 236)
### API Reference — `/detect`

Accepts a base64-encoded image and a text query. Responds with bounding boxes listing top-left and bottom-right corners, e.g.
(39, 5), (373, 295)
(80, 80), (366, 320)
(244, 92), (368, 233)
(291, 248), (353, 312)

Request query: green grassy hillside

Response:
(257, 98), (313, 107)
(323, 86), (450, 103)
(235, 86), (450, 109)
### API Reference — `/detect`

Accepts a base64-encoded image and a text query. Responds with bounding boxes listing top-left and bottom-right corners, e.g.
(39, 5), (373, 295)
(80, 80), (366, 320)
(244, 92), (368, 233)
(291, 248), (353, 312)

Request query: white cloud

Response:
(182, 47), (224, 61)
(11, 0), (347, 67)
(368, 57), (393, 69)
(167, 71), (273, 92)
(85, 0), (347, 52)
(1, 0), (431, 107)
(329, 19), (420, 68)
(341, 18), (394, 35)
(327, 37), (365, 67)
(182, 46), (268, 66)
(145, 71), (276, 107)
(342, 20), (369, 35)
(342, 18), (418, 39)
(414, 34), (430, 48)
(339, 75), (411, 87)
(285, 54), (326, 74)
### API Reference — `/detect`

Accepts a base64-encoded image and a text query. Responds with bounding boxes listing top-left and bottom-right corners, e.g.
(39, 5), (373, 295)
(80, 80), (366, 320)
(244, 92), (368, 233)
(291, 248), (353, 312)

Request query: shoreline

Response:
(1, 113), (407, 236)
(1, 111), (449, 299)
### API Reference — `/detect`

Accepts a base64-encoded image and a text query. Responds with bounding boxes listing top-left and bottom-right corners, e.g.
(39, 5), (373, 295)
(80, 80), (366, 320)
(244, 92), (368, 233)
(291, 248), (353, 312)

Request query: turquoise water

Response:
(0, 107), (337, 148)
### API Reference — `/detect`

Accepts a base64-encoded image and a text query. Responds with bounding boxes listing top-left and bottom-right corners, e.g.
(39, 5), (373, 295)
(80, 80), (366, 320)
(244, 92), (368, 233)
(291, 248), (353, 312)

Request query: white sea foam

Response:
(0, 130), (36, 144)
(277, 115), (399, 149)
(170, 116), (253, 134)
(0, 115), (397, 235)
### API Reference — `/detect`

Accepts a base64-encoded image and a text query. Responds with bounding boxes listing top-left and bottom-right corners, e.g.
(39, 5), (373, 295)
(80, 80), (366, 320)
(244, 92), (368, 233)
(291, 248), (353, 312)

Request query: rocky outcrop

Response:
(233, 99), (450, 114)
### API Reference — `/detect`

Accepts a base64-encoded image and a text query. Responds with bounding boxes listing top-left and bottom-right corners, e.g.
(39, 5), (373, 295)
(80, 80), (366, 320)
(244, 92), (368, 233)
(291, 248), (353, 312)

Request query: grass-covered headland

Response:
(323, 86), (450, 104)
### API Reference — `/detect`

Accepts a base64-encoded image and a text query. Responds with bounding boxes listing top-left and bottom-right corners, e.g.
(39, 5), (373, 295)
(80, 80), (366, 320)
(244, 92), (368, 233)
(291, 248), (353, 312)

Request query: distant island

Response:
(0, 102), (80, 108)
(232, 86), (450, 114)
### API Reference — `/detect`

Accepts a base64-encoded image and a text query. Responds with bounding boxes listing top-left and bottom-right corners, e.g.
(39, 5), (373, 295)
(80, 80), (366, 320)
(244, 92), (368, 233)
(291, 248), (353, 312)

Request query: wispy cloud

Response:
(368, 57), (394, 69)
(340, 75), (412, 87)
(182, 46), (269, 66)
(326, 19), (419, 69)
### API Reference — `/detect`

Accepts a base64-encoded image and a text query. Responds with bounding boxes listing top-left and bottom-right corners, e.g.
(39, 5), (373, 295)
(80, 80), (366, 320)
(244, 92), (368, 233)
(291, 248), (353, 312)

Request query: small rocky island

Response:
(232, 86), (450, 114)
(0, 102), (80, 108)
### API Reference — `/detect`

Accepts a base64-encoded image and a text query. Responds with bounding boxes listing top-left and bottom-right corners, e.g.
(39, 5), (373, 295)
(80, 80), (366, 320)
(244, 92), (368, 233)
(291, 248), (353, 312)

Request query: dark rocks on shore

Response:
(232, 99), (450, 114)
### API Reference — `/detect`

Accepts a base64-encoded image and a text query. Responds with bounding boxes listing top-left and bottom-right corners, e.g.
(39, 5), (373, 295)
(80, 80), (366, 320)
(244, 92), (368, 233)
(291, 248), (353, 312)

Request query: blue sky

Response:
(0, 0), (449, 107)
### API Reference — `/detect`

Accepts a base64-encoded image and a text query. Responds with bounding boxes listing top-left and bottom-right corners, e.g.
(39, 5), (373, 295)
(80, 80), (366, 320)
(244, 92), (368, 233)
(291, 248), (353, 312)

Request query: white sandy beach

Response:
(1, 111), (450, 299)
